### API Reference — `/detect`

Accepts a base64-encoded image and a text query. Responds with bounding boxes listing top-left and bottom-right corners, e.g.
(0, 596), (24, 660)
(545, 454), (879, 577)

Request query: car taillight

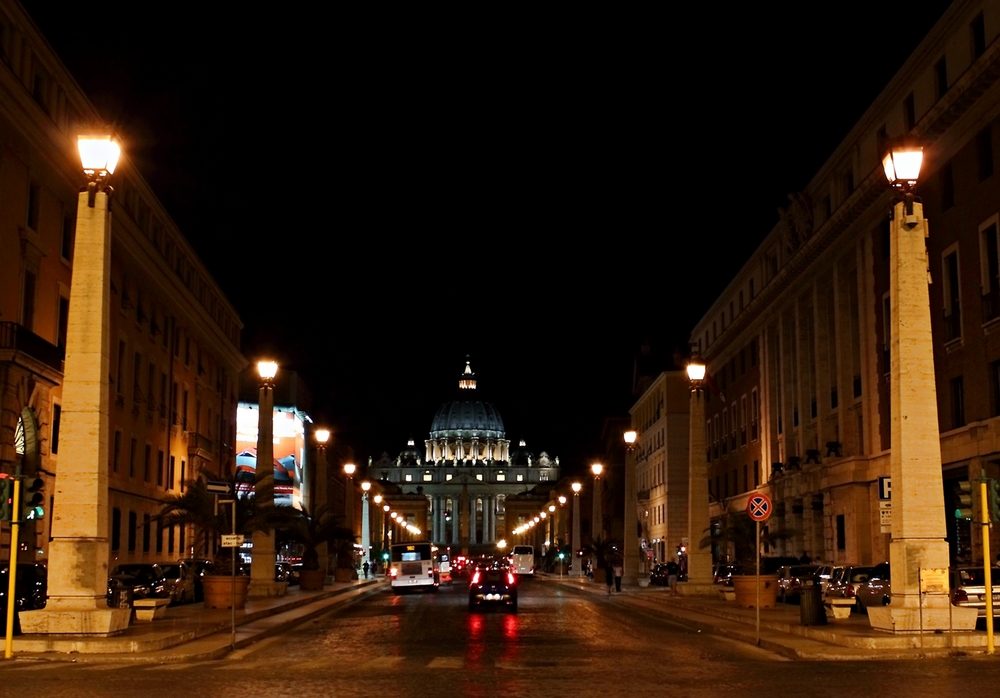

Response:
(953, 589), (968, 604)
(846, 584), (856, 597)
(508, 573), (515, 585)
(472, 571), (481, 584)
(428, 569), (435, 577)
(390, 568), (397, 578)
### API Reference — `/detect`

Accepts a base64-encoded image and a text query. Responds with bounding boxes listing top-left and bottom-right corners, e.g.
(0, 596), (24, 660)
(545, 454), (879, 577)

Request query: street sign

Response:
(878, 476), (892, 501)
(221, 534), (244, 548)
(747, 493), (772, 522)
(879, 501), (892, 533)
(206, 480), (232, 495)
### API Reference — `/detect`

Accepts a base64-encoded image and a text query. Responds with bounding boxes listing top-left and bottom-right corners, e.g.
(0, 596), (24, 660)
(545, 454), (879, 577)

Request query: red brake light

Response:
(953, 589), (968, 604)
(845, 584), (856, 597)
(472, 571), (481, 584)
(390, 568), (397, 578)
(508, 573), (515, 585)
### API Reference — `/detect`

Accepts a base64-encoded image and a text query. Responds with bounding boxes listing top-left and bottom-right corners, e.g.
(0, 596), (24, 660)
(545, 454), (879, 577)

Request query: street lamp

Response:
(684, 359), (714, 594)
(21, 134), (129, 636)
(382, 503), (391, 573)
(865, 138), (977, 632)
(572, 482), (582, 577)
(249, 360), (285, 597)
(591, 463), (604, 543)
(622, 429), (640, 583)
(314, 428), (331, 577)
(361, 481), (372, 564)
(343, 463), (356, 544)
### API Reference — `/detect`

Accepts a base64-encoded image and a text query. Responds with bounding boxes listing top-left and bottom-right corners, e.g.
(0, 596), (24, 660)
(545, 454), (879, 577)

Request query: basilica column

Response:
(451, 496), (459, 545)
(482, 496), (490, 544)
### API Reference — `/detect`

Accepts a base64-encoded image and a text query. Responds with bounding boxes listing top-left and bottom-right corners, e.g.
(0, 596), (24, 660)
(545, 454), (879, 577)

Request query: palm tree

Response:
(698, 504), (795, 573)
(583, 536), (623, 571)
(282, 505), (354, 571)
(157, 472), (296, 573)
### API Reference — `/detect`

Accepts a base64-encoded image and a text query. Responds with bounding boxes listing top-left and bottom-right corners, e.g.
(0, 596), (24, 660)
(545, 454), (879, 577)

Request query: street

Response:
(1, 577), (999, 697)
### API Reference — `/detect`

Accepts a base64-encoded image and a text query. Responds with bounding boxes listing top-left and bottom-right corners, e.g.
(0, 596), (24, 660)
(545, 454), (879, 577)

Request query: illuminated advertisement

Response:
(235, 403), (306, 509)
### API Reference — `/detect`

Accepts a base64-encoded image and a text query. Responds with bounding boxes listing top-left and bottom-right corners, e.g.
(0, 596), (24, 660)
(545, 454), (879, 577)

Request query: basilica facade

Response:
(371, 361), (559, 553)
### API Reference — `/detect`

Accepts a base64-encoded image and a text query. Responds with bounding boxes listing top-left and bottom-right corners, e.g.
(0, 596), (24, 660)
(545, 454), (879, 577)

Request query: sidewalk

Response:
(541, 573), (1000, 660)
(5, 577), (383, 663)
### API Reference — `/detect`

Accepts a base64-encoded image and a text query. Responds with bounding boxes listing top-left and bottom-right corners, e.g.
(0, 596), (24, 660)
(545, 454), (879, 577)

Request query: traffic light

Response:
(20, 476), (44, 522)
(382, 551), (389, 562)
(955, 479), (977, 520)
(988, 478), (1000, 523)
(0, 475), (11, 522)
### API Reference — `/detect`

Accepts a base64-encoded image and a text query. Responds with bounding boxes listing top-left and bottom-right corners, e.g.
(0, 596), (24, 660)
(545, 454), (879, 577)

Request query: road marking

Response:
(427, 657), (463, 669)
(360, 656), (404, 670)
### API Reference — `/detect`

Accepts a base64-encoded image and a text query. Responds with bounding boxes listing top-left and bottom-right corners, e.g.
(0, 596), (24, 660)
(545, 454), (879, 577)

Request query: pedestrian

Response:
(605, 562), (614, 596)
(798, 551), (812, 564)
(666, 559), (680, 596)
(613, 562), (623, 593)
(362, 561), (370, 579)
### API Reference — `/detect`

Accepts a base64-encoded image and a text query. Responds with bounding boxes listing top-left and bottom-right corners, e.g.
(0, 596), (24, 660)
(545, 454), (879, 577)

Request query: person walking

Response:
(604, 561), (614, 596)
(362, 561), (370, 579)
(666, 559), (680, 596)
(613, 562), (623, 593)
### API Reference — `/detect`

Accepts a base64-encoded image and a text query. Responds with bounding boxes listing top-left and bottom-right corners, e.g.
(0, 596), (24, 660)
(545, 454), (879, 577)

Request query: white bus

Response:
(389, 542), (439, 594)
(511, 545), (534, 576)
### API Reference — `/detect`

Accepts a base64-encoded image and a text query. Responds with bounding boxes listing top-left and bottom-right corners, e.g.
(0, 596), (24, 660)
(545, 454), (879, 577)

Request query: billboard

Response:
(235, 403), (306, 509)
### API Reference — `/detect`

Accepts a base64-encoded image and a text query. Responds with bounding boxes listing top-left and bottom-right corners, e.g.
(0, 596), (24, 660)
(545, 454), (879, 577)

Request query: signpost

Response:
(747, 493), (772, 646)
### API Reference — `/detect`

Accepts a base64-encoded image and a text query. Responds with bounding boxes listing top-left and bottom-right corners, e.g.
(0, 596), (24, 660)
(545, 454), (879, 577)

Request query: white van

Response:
(511, 545), (534, 575)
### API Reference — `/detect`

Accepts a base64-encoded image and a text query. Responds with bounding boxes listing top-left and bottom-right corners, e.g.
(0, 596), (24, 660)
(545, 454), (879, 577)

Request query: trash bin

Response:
(108, 586), (133, 609)
(799, 579), (827, 625)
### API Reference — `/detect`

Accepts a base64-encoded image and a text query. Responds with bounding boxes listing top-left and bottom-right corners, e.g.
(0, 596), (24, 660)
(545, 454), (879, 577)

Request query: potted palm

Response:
(283, 505), (354, 590)
(582, 536), (624, 586)
(329, 534), (360, 583)
(699, 505), (794, 609)
(157, 473), (295, 608)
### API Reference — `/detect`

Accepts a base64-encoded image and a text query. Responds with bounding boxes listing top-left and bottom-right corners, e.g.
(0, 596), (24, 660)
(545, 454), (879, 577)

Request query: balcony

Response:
(187, 431), (215, 462)
(0, 322), (63, 377)
(636, 489), (650, 503)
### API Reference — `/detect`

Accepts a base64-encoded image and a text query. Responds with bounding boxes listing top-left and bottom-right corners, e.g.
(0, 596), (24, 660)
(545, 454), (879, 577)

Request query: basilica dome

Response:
(428, 360), (505, 439)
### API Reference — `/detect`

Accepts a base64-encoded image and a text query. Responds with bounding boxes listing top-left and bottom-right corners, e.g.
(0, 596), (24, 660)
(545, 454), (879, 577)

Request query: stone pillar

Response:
(682, 384), (714, 594)
(623, 446), (640, 583)
(315, 442), (330, 577)
(868, 200), (977, 632)
(572, 491), (582, 577)
(451, 496), (459, 545)
(482, 496), (490, 543)
(21, 191), (130, 635)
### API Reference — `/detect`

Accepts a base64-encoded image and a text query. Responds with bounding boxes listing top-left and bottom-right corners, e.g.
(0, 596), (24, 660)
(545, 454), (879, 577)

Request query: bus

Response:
(511, 545), (534, 576)
(389, 542), (439, 594)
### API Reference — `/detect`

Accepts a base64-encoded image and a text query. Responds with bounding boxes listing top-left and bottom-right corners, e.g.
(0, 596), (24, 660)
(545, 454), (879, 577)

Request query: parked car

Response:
(179, 558), (215, 602)
(776, 564), (823, 602)
(713, 563), (738, 586)
(650, 564), (672, 586)
(814, 565), (843, 594)
(824, 565), (874, 612)
(159, 561), (195, 604)
(108, 563), (169, 601)
(0, 563), (47, 634)
(855, 562), (891, 611)
(951, 566), (1000, 617)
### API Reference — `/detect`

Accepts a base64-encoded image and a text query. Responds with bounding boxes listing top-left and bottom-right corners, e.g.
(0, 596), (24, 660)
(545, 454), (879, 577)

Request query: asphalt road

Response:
(1, 577), (999, 697)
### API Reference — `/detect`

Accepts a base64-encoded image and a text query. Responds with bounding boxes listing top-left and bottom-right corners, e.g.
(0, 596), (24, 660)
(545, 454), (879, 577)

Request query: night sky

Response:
(19, 2), (954, 473)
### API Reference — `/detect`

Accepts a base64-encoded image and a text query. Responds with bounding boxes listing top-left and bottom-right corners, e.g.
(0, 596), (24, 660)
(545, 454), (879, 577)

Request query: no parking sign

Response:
(746, 493), (772, 522)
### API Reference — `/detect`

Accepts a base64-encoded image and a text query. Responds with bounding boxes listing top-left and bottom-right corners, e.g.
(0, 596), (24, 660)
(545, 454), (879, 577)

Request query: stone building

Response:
(690, 0), (1000, 567)
(372, 360), (559, 554)
(0, 0), (244, 566)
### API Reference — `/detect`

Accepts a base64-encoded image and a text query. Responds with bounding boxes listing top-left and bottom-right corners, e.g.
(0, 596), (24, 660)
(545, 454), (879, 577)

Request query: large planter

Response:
(333, 568), (355, 583)
(299, 568), (326, 591)
(731, 574), (778, 609)
(202, 574), (250, 610)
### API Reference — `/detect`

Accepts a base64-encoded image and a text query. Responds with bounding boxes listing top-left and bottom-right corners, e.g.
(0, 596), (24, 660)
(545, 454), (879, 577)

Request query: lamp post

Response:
(314, 428), (331, 578)
(382, 503), (390, 574)
(684, 360), (714, 594)
(361, 481), (371, 564)
(343, 463), (356, 546)
(622, 430), (639, 583)
(571, 482), (582, 577)
(866, 139), (978, 632)
(21, 135), (129, 636)
(249, 360), (285, 597)
(591, 463), (604, 543)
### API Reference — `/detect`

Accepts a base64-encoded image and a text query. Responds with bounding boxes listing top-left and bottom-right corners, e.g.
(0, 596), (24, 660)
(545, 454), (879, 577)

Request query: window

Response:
(143, 513), (151, 553)
(980, 218), (1000, 322)
(753, 460), (760, 488)
(61, 216), (73, 261)
(57, 295), (69, 351)
(836, 515), (846, 551)
(26, 184), (40, 230)
(476, 473), (483, 481)
(168, 525), (175, 554)
(112, 508), (121, 551)
(423, 471), (432, 482)
(132, 353), (143, 405)
(943, 247), (962, 341)
(21, 270), (36, 331)
(845, 168), (855, 195)
(116, 340), (126, 397)
(941, 161), (955, 211)
(934, 56), (948, 99)
(720, 411), (728, 455)
(972, 12), (986, 59)
(730, 403), (737, 450)
(991, 360), (1000, 417)
(903, 92), (916, 131)
(112, 430), (122, 473)
(445, 473), (453, 481)
(516, 474), (524, 482)
(404, 474), (412, 482)
(128, 511), (137, 552)
(978, 127), (993, 182)
(129, 437), (137, 478)
(882, 293), (892, 372)
(156, 520), (164, 553)
(144, 444), (151, 482)
(750, 389), (759, 442)
(168, 456), (175, 490)
(157, 450), (164, 487)
(951, 376), (966, 429)
(740, 395), (747, 446)
(496, 471), (506, 481)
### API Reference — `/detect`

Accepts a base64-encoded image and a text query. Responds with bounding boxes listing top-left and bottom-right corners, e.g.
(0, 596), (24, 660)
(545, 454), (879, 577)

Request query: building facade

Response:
(373, 361), (560, 554)
(691, 0), (1000, 567)
(0, 0), (244, 567)
(629, 371), (690, 566)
